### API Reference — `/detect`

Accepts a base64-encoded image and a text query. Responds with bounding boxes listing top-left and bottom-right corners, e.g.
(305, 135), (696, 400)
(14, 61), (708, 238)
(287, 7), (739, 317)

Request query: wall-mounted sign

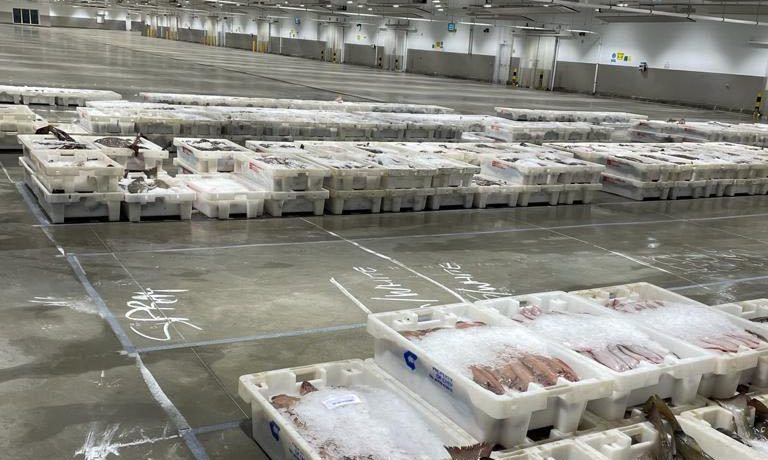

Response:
(610, 51), (631, 63)
(294, 17), (301, 25)
(447, 22), (456, 32)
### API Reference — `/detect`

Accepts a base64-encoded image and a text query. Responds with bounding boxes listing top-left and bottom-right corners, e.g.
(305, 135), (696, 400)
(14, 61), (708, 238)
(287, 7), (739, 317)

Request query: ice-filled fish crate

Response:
(475, 292), (716, 421)
(173, 138), (249, 173)
(0, 85), (122, 106)
(74, 135), (168, 171)
(17, 133), (99, 158)
(484, 121), (615, 143)
(265, 189), (329, 217)
(362, 113), (465, 140)
(631, 120), (768, 146)
(492, 438), (609, 459)
(119, 173), (195, 222)
(237, 359), (479, 460)
(26, 146), (124, 194)
(712, 299), (768, 323)
(367, 303), (613, 447)
(676, 393), (768, 459)
(345, 144), (439, 189)
(548, 143), (686, 182)
(19, 157), (123, 223)
(480, 152), (604, 186)
(141, 92), (455, 114)
(326, 188), (386, 214)
(358, 142), (481, 187)
(233, 150), (330, 192)
(494, 108), (648, 124)
(472, 176), (539, 208)
(173, 174), (268, 219)
(297, 144), (386, 190)
(571, 282), (768, 399)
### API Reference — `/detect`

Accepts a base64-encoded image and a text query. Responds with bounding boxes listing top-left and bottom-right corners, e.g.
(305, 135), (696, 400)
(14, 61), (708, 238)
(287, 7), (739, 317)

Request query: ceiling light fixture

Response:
(367, 6), (372, 9)
(392, 4), (399, 7)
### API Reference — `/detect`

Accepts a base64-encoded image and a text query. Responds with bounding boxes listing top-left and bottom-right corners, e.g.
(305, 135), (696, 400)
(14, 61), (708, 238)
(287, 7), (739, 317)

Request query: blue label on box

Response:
(269, 421), (280, 441)
(429, 366), (453, 393)
(403, 350), (418, 370)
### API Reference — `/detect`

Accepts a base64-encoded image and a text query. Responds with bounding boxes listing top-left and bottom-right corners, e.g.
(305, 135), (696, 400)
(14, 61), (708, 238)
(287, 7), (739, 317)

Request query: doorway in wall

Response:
(494, 43), (512, 84)
(518, 35), (556, 90)
(390, 29), (408, 71)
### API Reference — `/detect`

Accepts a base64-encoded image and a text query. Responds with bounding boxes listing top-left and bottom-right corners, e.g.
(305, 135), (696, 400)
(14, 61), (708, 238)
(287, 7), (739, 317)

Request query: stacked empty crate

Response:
(0, 84), (122, 106)
(550, 142), (768, 200)
(17, 134), (125, 223)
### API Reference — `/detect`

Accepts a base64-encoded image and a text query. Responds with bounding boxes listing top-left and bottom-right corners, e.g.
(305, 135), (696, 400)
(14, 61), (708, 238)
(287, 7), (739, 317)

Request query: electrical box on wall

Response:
(447, 22), (456, 32)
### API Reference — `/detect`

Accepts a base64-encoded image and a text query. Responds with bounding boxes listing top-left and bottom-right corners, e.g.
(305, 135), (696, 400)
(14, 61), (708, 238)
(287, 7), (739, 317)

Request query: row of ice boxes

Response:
(553, 143), (768, 181)
(19, 135), (608, 188)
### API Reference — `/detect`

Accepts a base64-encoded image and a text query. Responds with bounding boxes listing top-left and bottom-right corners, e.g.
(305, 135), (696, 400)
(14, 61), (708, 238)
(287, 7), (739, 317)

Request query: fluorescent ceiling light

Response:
(483, 2), (492, 7)
(392, 4), (399, 7)
(437, 7), (443, 10)
(367, 7), (372, 9)
(567, 28), (595, 33)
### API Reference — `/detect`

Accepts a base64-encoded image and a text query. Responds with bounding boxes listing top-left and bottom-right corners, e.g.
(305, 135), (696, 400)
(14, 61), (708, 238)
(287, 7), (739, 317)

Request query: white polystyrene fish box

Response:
(75, 135), (168, 171)
(480, 155), (569, 186)
(475, 292), (716, 420)
(677, 394), (768, 460)
(344, 144), (438, 189)
(233, 150), (330, 192)
(494, 107), (647, 124)
(17, 133), (100, 158)
(472, 176), (540, 208)
(173, 138), (249, 173)
(173, 173), (269, 219)
(238, 359), (478, 460)
(367, 303), (612, 448)
(571, 282), (768, 399)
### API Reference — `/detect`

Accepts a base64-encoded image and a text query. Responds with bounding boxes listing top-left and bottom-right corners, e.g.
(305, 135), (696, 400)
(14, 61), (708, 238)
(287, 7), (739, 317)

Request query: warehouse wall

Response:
(556, 21), (768, 110)
(269, 36), (326, 60)
(407, 49), (495, 81)
(0, 0), (51, 26)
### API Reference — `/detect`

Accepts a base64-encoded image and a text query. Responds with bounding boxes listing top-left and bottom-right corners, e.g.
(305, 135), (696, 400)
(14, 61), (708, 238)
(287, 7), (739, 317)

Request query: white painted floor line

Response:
(330, 277), (372, 314)
(301, 218), (468, 304)
(668, 274), (768, 291)
(0, 161), (14, 184)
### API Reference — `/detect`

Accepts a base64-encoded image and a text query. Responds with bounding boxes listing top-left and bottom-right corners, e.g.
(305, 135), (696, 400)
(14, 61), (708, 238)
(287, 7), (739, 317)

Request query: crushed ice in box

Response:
(283, 385), (451, 459)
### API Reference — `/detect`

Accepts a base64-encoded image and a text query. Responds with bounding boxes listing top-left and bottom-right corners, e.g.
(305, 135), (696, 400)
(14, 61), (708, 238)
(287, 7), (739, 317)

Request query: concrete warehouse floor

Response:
(2, 23), (768, 459)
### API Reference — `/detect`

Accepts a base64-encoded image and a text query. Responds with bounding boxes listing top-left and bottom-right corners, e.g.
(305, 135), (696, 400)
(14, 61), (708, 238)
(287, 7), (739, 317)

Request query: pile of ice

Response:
(284, 385), (451, 459)
(410, 325), (550, 380)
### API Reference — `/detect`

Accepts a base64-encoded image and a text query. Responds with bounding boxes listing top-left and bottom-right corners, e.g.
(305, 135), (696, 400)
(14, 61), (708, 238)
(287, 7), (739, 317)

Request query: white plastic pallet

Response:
(120, 174), (195, 222)
(475, 292), (717, 421)
(173, 138), (249, 173)
(381, 188), (432, 212)
(265, 189), (329, 217)
(367, 303), (613, 447)
(472, 176), (539, 208)
(571, 282), (768, 399)
(427, 186), (477, 210)
(20, 157), (122, 223)
(238, 359), (477, 460)
(677, 394), (768, 460)
(173, 173), (268, 219)
(76, 135), (168, 171)
(326, 189), (385, 214)
(233, 150), (330, 192)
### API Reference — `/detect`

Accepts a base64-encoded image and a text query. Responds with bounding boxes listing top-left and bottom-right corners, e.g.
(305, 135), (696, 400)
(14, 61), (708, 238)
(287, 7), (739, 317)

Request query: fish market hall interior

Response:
(8, 0), (768, 458)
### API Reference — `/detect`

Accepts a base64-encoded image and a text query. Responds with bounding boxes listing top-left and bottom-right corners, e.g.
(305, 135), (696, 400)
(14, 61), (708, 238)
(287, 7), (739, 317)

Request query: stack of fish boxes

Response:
(140, 92), (455, 114)
(173, 137), (249, 173)
(78, 102), (468, 144)
(73, 135), (168, 171)
(237, 142), (330, 216)
(0, 105), (36, 150)
(631, 119), (768, 146)
(550, 142), (768, 200)
(17, 135), (124, 223)
(494, 107), (648, 124)
(119, 173), (196, 222)
(172, 173), (269, 219)
(0, 85), (122, 106)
